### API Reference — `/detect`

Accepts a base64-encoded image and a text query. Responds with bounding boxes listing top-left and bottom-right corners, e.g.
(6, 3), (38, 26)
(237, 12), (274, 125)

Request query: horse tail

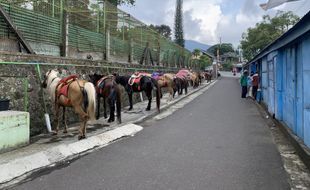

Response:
(115, 85), (122, 123)
(84, 82), (96, 121)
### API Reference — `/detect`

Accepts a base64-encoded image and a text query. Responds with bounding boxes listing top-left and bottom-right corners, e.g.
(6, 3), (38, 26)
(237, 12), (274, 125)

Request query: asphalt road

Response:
(12, 77), (290, 190)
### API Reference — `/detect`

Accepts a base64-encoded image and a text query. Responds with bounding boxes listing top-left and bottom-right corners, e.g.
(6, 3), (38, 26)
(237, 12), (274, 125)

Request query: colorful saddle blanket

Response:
(151, 72), (163, 80)
(56, 75), (79, 105)
(128, 72), (148, 86)
(128, 72), (150, 91)
(176, 69), (190, 80)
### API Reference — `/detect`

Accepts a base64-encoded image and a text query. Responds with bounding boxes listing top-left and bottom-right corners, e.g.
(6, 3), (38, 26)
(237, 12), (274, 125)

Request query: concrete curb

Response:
(0, 124), (143, 188)
(0, 80), (216, 188)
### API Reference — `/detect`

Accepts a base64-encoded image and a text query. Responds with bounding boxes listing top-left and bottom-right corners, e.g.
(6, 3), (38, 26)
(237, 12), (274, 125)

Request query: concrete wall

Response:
(0, 52), (178, 136)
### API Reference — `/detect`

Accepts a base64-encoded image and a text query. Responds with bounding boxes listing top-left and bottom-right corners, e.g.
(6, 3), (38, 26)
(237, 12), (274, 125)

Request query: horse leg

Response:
(168, 87), (173, 101)
(180, 82), (183, 95)
(128, 92), (133, 111)
(116, 88), (122, 124)
(145, 90), (152, 111)
(103, 97), (108, 119)
(185, 82), (188, 94)
(160, 86), (163, 99)
(96, 95), (100, 120)
(74, 105), (88, 140)
(63, 107), (68, 134)
(53, 104), (60, 135)
(108, 89), (116, 123)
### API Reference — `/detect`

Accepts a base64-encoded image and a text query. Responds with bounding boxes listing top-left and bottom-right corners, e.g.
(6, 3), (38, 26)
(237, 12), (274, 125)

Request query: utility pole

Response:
(214, 37), (221, 79)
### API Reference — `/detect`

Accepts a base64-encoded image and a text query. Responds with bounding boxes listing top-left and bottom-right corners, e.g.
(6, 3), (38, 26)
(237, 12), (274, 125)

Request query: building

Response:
(244, 11), (310, 148)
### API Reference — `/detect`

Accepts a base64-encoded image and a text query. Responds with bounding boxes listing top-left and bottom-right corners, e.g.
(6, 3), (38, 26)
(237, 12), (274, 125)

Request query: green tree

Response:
(149, 24), (172, 39)
(192, 49), (201, 59)
(174, 0), (185, 47)
(198, 55), (212, 70)
(222, 61), (233, 71)
(207, 43), (235, 56)
(241, 11), (299, 61)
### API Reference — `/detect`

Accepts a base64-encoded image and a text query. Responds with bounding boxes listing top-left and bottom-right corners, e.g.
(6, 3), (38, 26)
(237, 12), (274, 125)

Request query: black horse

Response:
(174, 77), (188, 95)
(89, 73), (121, 123)
(113, 73), (161, 112)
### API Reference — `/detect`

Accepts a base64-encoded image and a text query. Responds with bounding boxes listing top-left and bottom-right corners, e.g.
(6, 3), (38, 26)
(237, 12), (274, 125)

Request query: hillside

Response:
(185, 40), (211, 52)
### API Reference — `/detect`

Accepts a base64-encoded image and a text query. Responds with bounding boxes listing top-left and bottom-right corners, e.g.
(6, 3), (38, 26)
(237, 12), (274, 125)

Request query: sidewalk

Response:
(0, 80), (215, 189)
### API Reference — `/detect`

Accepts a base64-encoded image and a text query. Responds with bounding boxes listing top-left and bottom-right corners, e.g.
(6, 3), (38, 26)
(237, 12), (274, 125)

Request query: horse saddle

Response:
(151, 72), (163, 80)
(176, 70), (189, 80)
(96, 75), (114, 94)
(128, 72), (149, 91)
(56, 75), (78, 105)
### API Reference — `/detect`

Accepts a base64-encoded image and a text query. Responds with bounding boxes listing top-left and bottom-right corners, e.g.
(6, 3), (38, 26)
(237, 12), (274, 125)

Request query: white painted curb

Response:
(0, 124), (143, 187)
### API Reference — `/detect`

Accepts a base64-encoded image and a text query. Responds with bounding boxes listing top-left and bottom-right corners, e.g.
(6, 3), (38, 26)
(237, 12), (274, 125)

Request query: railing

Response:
(0, 0), (193, 68)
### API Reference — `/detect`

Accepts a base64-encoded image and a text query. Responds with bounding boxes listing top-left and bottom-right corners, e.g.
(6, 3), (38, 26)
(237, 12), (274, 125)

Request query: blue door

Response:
(268, 57), (276, 115)
(283, 47), (296, 132)
(275, 51), (284, 120)
(296, 44), (303, 138)
(302, 36), (310, 147)
(261, 57), (268, 104)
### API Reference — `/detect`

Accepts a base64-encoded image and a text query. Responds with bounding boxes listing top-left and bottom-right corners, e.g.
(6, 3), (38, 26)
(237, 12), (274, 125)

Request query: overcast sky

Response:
(120, 0), (310, 47)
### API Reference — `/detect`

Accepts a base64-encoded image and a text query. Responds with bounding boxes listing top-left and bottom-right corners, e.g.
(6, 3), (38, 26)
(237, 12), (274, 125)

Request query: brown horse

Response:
(204, 71), (212, 83)
(42, 70), (96, 140)
(190, 72), (200, 88)
(89, 73), (121, 123)
(157, 73), (177, 101)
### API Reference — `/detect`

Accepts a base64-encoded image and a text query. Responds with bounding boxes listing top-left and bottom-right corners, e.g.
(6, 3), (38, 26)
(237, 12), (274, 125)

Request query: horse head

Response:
(89, 73), (104, 85)
(42, 69), (58, 88)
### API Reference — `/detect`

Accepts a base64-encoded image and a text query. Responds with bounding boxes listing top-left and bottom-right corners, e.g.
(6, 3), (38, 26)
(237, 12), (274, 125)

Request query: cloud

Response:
(120, 0), (310, 47)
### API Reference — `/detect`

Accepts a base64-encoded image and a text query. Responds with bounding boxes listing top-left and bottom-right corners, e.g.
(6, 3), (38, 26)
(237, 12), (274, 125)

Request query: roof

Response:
(245, 10), (310, 67)
(201, 50), (215, 59)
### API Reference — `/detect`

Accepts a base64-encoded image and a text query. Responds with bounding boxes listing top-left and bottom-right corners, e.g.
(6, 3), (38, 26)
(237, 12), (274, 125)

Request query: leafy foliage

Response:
(222, 62), (233, 71)
(149, 24), (172, 39)
(192, 49), (201, 58)
(174, 0), (185, 47)
(207, 43), (235, 56)
(240, 11), (299, 61)
(198, 55), (212, 70)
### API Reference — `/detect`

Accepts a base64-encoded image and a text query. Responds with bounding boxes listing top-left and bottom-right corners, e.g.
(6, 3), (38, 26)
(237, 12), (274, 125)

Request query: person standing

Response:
(247, 72), (253, 98)
(252, 72), (260, 100)
(240, 70), (248, 98)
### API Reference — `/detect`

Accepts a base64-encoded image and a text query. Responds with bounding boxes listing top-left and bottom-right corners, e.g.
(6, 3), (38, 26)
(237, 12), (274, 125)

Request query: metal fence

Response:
(0, 0), (193, 68)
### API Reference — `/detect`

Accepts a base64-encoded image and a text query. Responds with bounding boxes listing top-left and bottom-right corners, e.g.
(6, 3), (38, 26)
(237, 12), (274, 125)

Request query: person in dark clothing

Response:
(252, 72), (260, 100)
(240, 70), (248, 98)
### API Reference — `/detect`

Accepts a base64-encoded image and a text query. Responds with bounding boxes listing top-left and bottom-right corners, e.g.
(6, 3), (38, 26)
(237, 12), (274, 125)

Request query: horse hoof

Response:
(145, 108), (151, 111)
(51, 131), (58, 136)
(104, 115), (108, 119)
(128, 107), (133, 111)
(108, 118), (115, 123)
(63, 130), (68, 134)
(78, 135), (86, 140)
(118, 119), (122, 124)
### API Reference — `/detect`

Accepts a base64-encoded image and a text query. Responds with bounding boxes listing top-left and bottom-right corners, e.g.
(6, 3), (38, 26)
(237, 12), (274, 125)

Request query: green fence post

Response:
(23, 78), (29, 112)
(97, 9), (100, 33)
(52, 0), (55, 17)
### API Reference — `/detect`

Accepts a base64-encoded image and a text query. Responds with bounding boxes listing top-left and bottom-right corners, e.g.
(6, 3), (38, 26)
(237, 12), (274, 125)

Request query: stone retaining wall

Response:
(0, 52), (178, 136)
